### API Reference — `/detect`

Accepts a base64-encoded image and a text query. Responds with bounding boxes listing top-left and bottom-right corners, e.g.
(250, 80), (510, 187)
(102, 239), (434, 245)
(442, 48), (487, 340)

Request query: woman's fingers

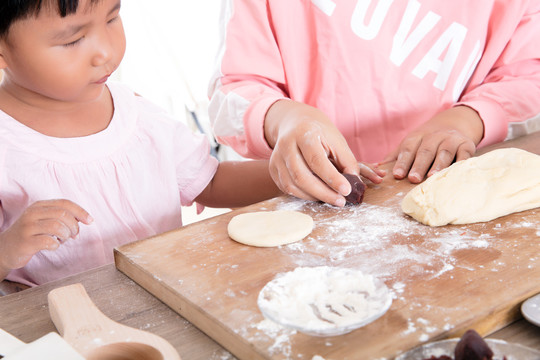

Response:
(270, 149), (348, 206)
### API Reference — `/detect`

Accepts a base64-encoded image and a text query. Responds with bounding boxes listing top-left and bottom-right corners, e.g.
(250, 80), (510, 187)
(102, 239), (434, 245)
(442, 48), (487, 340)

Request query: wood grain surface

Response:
(114, 134), (540, 360)
(48, 283), (181, 359)
(2, 263), (540, 360)
(0, 265), (231, 360)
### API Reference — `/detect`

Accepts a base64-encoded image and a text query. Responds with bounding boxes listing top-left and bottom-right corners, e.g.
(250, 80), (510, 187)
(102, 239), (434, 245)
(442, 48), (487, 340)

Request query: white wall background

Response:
(116, 1), (221, 128)
(116, 1), (231, 224)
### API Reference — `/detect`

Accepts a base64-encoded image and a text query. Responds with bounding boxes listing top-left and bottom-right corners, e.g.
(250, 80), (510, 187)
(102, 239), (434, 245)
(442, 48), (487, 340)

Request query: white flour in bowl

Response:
(257, 266), (392, 336)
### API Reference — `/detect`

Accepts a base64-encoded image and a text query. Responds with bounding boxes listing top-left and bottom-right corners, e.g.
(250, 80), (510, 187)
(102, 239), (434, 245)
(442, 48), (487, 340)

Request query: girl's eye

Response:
(63, 37), (83, 47)
(108, 15), (120, 24)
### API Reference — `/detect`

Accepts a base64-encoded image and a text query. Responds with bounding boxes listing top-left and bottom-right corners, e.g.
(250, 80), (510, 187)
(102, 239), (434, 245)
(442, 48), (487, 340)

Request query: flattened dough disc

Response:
(227, 210), (314, 247)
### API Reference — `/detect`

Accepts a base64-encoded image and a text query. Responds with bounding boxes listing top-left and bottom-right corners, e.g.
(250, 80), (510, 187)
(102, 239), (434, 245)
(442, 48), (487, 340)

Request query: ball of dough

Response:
(227, 210), (314, 247)
(401, 148), (540, 226)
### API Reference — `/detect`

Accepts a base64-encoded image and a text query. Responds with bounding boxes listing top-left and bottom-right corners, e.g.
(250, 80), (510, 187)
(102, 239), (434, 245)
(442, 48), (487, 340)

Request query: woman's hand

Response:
(0, 199), (93, 276)
(382, 106), (484, 183)
(265, 100), (384, 206)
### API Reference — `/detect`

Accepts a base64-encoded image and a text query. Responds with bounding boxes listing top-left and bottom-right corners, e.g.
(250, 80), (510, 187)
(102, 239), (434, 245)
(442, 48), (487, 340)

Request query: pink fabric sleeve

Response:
(132, 91), (219, 207)
(208, 0), (287, 159)
(458, 4), (540, 147)
(173, 125), (219, 207)
(0, 146), (5, 229)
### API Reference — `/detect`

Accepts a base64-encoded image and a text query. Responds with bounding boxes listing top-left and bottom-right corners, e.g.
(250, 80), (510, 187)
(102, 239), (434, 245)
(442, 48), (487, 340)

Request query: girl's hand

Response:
(0, 199), (93, 273)
(265, 100), (384, 206)
(382, 106), (484, 183)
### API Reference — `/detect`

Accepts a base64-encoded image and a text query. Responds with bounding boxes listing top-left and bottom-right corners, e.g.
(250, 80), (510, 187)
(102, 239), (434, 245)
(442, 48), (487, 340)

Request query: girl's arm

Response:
(195, 160), (282, 209)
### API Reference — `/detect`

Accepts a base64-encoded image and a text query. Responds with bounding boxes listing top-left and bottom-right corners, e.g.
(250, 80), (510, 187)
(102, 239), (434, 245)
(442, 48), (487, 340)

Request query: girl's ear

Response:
(0, 43), (8, 70)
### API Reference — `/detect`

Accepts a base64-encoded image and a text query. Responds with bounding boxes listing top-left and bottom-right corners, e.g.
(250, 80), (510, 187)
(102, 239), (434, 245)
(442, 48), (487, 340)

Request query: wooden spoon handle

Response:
(48, 283), (181, 360)
(48, 283), (113, 337)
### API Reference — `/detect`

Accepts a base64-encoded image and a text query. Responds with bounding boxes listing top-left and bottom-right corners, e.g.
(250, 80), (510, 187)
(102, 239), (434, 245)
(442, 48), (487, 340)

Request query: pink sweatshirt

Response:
(1, 82), (218, 286)
(209, 0), (540, 163)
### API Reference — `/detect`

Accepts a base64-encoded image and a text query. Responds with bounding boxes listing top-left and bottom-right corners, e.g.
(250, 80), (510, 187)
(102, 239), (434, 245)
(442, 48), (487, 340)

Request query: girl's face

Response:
(0, 0), (126, 105)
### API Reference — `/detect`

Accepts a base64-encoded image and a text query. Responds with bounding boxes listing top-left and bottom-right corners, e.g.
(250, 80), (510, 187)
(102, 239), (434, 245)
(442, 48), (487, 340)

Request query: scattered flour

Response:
(235, 196), (540, 358)
(253, 318), (296, 357)
(209, 350), (235, 360)
(275, 198), (504, 281)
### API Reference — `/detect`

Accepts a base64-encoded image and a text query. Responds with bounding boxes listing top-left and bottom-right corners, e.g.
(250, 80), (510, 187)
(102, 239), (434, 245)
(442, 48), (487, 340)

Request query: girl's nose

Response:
(91, 31), (115, 67)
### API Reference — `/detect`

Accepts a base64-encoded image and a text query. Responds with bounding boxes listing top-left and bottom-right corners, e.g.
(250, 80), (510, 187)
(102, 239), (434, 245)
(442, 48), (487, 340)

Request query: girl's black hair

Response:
(0, 0), (96, 39)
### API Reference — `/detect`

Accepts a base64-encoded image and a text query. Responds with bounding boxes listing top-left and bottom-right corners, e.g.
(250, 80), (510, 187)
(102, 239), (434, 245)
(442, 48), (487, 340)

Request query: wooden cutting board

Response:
(115, 141), (540, 360)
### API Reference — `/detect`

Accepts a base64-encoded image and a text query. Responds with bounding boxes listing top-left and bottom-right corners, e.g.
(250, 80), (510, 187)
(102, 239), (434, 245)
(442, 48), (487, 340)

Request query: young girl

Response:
(0, 0), (281, 286)
(209, 0), (540, 207)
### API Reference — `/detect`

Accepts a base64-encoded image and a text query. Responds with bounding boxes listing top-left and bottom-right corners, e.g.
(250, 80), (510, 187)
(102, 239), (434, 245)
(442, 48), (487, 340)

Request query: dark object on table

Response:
(454, 329), (494, 360)
(422, 329), (501, 360)
(342, 174), (366, 205)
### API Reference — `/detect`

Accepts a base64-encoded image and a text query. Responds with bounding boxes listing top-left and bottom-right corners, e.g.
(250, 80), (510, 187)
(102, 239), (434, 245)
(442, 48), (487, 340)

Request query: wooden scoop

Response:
(48, 283), (181, 360)
(0, 328), (84, 359)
